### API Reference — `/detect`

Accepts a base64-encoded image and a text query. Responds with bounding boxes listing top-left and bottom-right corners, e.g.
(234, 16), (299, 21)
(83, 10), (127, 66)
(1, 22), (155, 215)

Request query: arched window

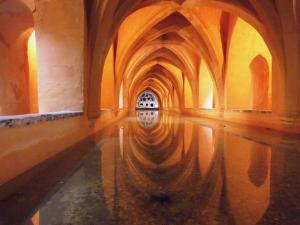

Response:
(136, 90), (159, 110)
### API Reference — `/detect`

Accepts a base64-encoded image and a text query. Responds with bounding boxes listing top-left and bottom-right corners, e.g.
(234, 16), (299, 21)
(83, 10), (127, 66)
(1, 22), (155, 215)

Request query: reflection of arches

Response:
(119, 83), (124, 109)
(250, 55), (269, 110)
(117, 115), (222, 225)
(199, 61), (215, 109)
(248, 144), (269, 187)
(136, 90), (159, 110)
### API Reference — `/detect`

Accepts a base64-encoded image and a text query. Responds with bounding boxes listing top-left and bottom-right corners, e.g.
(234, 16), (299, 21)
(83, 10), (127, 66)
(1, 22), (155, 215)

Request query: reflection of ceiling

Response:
(120, 113), (219, 225)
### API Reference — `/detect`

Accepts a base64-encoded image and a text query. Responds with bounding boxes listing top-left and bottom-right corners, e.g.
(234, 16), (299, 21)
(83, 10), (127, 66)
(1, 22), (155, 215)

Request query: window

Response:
(136, 90), (159, 110)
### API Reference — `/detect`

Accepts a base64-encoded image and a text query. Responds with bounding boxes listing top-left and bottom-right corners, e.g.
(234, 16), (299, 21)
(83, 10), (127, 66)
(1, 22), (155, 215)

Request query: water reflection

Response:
(0, 112), (299, 225)
(136, 110), (159, 129)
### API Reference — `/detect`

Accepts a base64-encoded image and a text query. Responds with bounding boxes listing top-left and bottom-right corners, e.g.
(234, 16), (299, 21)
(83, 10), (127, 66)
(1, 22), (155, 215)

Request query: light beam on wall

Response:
(27, 31), (39, 113)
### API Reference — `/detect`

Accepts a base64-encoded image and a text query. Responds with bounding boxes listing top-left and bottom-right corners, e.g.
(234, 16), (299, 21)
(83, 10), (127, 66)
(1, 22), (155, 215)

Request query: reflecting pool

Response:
(0, 112), (299, 225)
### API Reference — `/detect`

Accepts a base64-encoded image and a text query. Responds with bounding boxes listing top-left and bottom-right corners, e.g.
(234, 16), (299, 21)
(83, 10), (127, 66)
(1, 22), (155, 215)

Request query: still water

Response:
(0, 111), (299, 225)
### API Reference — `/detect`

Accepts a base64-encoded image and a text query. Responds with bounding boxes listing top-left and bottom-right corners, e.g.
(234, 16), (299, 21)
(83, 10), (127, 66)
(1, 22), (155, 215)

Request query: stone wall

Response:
(35, 0), (85, 113)
(0, 0), (34, 115)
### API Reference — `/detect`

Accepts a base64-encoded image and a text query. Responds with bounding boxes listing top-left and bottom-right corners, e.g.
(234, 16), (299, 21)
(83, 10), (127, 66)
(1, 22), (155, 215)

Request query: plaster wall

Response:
(0, 1), (33, 115)
(35, 0), (84, 113)
(27, 31), (38, 113)
(226, 18), (272, 110)
(184, 76), (193, 108)
(199, 61), (214, 109)
(101, 45), (115, 109)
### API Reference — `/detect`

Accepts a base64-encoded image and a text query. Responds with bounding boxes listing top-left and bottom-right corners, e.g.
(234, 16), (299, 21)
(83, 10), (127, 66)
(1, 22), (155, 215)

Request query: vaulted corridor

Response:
(0, 1), (300, 225)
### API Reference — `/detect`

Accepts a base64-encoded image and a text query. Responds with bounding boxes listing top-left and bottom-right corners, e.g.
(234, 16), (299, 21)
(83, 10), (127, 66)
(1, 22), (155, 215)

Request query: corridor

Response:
(0, 112), (299, 225)
(1, 1), (300, 225)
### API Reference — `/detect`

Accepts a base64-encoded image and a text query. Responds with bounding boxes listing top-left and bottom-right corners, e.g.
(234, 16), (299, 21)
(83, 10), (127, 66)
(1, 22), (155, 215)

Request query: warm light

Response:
(225, 18), (272, 110)
(27, 31), (39, 113)
(184, 76), (193, 108)
(101, 45), (115, 109)
(119, 83), (124, 109)
(31, 211), (40, 225)
(199, 61), (214, 109)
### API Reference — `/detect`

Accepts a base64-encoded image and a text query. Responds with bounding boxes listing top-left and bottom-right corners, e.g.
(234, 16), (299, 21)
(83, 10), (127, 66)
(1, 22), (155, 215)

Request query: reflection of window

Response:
(136, 90), (159, 110)
(137, 110), (159, 128)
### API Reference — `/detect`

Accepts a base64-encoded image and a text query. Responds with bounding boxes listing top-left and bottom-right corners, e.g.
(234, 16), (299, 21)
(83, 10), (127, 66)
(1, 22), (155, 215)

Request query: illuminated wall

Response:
(35, 0), (85, 113)
(27, 31), (39, 113)
(101, 45), (115, 109)
(0, 1), (34, 115)
(225, 18), (272, 110)
(184, 76), (193, 108)
(250, 55), (270, 110)
(199, 61), (214, 109)
(97, 8), (275, 115)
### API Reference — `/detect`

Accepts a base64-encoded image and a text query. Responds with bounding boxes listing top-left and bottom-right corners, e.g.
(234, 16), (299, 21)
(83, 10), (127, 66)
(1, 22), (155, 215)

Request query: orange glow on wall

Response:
(184, 76), (193, 108)
(225, 18), (272, 110)
(31, 211), (40, 225)
(27, 31), (39, 113)
(159, 62), (183, 87)
(173, 91), (180, 109)
(119, 83), (124, 109)
(199, 61), (214, 109)
(250, 55), (270, 110)
(101, 45), (115, 109)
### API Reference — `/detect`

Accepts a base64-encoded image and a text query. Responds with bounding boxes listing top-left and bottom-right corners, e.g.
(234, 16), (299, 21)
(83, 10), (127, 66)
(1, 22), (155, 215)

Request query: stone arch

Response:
(129, 72), (181, 110)
(127, 64), (183, 106)
(85, 0), (286, 118)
